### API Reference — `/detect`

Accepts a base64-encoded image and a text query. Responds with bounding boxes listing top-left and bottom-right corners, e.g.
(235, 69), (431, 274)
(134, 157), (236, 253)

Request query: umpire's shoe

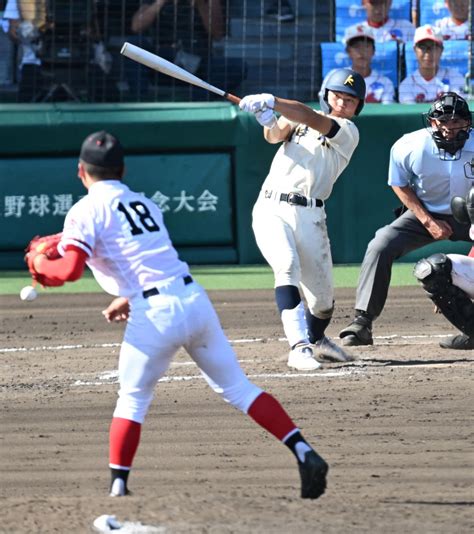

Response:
(298, 450), (329, 499)
(439, 334), (474, 350)
(339, 315), (373, 346)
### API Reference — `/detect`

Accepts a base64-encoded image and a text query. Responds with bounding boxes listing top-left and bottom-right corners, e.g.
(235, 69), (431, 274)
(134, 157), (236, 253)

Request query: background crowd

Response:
(0, 0), (472, 104)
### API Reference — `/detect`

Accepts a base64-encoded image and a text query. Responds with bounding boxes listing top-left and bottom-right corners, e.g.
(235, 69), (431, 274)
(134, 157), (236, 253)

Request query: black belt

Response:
(279, 193), (323, 207)
(142, 275), (193, 298)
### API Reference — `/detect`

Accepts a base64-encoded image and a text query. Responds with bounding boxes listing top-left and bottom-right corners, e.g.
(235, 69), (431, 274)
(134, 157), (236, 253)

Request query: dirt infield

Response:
(1, 287), (473, 533)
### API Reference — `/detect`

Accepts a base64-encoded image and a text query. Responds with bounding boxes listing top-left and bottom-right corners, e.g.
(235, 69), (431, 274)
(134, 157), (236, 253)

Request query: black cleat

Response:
(339, 316), (373, 346)
(298, 450), (329, 499)
(439, 334), (474, 350)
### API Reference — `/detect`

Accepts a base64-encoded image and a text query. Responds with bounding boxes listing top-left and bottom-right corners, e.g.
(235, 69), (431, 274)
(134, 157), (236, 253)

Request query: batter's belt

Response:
(263, 189), (324, 208)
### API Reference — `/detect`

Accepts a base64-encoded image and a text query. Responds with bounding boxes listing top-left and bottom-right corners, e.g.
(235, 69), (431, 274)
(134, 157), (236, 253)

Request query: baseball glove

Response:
(24, 233), (64, 287)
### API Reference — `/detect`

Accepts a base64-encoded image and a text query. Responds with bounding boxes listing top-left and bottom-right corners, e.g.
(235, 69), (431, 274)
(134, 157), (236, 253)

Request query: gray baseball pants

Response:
(355, 209), (472, 319)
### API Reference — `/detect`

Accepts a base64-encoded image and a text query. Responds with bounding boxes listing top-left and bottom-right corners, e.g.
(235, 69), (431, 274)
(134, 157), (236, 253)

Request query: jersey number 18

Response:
(117, 201), (160, 235)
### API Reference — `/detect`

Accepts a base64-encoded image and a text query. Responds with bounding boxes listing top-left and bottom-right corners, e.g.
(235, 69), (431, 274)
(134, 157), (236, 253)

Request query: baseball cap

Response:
(79, 130), (124, 167)
(343, 24), (376, 46)
(414, 24), (443, 46)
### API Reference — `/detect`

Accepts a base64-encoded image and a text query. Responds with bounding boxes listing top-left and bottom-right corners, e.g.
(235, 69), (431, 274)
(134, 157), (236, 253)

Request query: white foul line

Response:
(0, 333), (450, 354)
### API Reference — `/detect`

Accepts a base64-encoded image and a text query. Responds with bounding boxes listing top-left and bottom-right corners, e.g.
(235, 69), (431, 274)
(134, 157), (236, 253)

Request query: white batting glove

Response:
(239, 93), (275, 113)
(255, 108), (278, 128)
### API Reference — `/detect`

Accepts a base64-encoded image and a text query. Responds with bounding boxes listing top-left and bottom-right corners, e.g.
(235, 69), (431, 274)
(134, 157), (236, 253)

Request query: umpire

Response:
(340, 92), (474, 349)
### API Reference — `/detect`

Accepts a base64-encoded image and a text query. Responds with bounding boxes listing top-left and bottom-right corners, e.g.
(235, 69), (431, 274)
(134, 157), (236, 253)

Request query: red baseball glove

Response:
(24, 233), (64, 287)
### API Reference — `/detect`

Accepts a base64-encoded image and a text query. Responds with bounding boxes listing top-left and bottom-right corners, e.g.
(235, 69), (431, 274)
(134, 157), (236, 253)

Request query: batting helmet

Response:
(319, 68), (366, 116)
(423, 92), (472, 159)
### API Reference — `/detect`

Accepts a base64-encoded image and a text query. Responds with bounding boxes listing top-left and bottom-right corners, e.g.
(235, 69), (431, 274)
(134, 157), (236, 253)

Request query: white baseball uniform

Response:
(447, 253), (474, 299)
(434, 17), (471, 41)
(364, 70), (395, 103)
(398, 67), (467, 103)
(345, 19), (415, 43)
(252, 112), (359, 317)
(58, 180), (261, 423)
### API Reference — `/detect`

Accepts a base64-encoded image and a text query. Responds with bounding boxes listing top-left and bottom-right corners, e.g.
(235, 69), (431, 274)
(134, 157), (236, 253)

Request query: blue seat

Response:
(335, 0), (411, 42)
(404, 39), (469, 76)
(418, 0), (450, 26)
(320, 40), (399, 87)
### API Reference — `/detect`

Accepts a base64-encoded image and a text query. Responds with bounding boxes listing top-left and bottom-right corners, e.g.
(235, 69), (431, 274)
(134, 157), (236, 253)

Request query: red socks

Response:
(247, 392), (297, 441)
(109, 417), (141, 468)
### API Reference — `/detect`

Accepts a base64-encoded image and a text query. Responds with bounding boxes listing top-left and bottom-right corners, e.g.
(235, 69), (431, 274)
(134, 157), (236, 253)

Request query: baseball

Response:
(20, 285), (38, 301)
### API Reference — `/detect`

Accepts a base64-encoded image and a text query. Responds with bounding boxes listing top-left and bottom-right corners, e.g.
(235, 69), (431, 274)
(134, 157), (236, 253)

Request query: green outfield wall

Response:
(0, 102), (471, 269)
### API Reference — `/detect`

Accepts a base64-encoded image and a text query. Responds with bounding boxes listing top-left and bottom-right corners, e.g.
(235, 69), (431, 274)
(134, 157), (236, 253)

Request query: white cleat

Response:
(287, 345), (322, 371)
(313, 336), (354, 362)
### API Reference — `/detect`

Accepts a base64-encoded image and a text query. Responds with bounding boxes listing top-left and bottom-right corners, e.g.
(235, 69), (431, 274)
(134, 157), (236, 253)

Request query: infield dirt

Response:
(1, 287), (473, 533)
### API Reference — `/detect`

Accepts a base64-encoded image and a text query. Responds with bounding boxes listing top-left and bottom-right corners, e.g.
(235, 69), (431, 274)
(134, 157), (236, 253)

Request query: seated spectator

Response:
(344, 0), (415, 44)
(434, 0), (470, 40)
(342, 24), (395, 103)
(399, 25), (467, 104)
(127, 0), (246, 101)
(266, 0), (295, 22)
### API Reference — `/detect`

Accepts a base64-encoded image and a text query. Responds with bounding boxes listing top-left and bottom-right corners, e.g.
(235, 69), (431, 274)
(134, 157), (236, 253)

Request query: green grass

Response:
(0, 263), (418, 295)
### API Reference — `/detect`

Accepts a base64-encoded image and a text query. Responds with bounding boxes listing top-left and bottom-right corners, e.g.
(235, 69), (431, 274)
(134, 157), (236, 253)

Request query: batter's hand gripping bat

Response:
(120, 42), (241, 104)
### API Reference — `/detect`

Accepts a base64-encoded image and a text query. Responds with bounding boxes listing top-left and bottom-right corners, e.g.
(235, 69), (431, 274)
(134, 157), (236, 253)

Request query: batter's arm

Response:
(273, 97), (334, 136)
(392, 185), (453, 240)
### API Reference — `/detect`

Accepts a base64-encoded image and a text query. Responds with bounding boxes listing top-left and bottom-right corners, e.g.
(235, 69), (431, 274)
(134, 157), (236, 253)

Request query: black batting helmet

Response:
(423, 92), (472, 159)
(319, 68), (366, 116)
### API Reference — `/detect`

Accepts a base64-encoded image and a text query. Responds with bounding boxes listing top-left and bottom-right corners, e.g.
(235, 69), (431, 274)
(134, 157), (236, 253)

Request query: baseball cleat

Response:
(109, 477), (130, 497)
(313, 336), (355, 362)
(298, 450), (329, 499)
(439, 334), (474, 350)
(287, 345), (321, 371)
(339, 316), (373, 346)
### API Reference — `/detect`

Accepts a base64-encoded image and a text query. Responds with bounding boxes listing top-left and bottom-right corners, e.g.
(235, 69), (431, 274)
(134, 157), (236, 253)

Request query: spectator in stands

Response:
(3, 0), (114, 102)
(398, 24), (467, 104)
(342, 24), (395, 103)
(2, 0), (44, 102)
(127, 0), (246, 101)
(266, 0), (295, 23)
(345, 0), (415, 43)
(434, 0), (471, 41)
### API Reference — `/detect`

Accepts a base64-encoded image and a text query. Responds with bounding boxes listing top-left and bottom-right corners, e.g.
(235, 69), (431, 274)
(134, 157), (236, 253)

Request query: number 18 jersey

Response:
(58, 180), (189, 297)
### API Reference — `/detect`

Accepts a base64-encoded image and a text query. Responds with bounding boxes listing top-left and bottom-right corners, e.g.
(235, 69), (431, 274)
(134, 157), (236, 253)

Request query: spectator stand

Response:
(404, 39), (470, 78)
(215, 0), (333, 102)
(335, 0), (412, 42)
(418, 0), (450, 26)
(320, 39), (399, 89)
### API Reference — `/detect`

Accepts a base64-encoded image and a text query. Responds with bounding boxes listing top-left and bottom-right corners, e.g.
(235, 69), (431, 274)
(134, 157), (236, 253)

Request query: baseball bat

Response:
(120, 42), (241, 104)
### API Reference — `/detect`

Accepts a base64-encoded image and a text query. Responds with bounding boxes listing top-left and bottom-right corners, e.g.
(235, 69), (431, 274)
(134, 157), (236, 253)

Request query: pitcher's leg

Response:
(188, 294), (328, 499)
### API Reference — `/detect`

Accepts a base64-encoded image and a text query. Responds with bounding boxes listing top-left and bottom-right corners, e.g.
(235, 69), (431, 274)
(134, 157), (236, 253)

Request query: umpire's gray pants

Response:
(355, 210), (472, 319)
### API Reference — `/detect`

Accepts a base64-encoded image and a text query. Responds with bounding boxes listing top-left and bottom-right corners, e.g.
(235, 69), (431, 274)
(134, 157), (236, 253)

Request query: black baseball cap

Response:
(79, 130), (124, 167)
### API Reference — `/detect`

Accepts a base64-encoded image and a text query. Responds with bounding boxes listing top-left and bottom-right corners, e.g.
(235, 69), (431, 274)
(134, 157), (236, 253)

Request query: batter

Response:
(239, 68), (366, 370)
(28, 130), (328, 499)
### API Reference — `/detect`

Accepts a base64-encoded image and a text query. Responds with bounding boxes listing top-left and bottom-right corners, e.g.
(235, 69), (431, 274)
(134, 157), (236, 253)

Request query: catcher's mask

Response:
(423, 92), (472, 160)
(319, 68), (366, 116)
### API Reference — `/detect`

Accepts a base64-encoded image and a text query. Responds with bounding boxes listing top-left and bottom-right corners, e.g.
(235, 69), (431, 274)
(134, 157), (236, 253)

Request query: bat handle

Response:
(224, 93), (241, 104)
